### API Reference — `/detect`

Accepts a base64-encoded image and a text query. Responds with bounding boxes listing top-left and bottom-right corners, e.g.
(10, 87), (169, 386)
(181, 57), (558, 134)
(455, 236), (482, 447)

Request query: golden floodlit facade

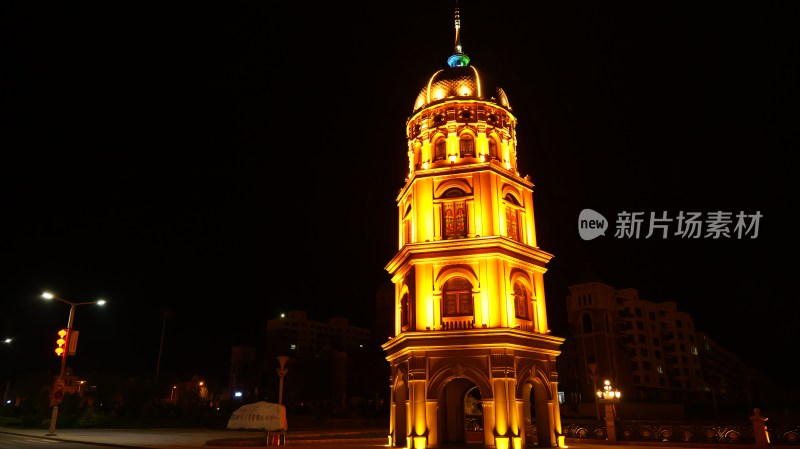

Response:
(382, 6), (565, 449)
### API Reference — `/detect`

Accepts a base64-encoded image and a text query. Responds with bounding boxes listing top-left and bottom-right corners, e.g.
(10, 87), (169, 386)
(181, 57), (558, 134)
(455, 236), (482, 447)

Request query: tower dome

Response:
(411, 5), (511, 113)
(412, 66), (511, 113)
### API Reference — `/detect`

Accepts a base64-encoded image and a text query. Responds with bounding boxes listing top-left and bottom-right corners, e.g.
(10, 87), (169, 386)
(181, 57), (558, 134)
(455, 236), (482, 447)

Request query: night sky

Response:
(2, 2), (797, 389)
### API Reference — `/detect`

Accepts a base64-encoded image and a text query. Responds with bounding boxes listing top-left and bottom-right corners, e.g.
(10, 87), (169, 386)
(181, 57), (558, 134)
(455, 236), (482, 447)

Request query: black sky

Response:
(2, 2), (798, 388)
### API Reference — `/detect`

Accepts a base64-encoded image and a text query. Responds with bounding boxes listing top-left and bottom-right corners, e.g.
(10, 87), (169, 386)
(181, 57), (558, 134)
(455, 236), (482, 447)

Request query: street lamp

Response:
(596, 379), (621, 402)
(596, 379), (622, 443)
(41, 291), (106, 436)
(276, 356), (289, 405)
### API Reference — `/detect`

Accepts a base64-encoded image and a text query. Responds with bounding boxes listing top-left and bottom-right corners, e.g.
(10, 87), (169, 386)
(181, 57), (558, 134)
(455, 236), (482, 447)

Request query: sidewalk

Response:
(0, 425), (771, 449)
(0, 426), (387, 448)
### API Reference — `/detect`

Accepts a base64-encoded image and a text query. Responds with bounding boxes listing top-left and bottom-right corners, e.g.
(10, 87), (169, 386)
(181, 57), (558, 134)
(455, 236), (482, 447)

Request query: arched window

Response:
(513, 281), (529, 319)
(506, 208), (520, 242)
(442, 277), (473, 317)
(504, 194), (522, 242)
(401, 293), (410, 328)
(459, 135), (475, 158)
(488, 139), (498, 160)
(402, 204), (412, 246)
(434, 139), (447, 161)
(442, 196), (467, 240)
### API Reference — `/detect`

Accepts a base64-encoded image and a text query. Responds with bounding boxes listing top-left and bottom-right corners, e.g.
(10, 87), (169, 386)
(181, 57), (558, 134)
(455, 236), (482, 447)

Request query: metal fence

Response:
(562, 419), (800, 446)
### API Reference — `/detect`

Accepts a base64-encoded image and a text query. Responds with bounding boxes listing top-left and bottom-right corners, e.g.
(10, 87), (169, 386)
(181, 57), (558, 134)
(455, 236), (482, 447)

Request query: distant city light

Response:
(234, 391), (242, 398)
(2, 338), (11, 343)
(280, 313), (285, 318)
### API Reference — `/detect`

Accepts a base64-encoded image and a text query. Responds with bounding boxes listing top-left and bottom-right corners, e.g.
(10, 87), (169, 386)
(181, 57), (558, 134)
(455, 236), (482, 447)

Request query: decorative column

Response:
(491, 352), (519, 449)
(408, 357), (428, 449)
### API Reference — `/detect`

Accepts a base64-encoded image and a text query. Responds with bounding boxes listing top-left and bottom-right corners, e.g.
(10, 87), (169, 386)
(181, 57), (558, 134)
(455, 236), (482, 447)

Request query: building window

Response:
(504, 193), (522, 242)
(401, 293), (410, 328)
(488, 139), (498, 160)
(506, 208), (519, 241)
(443, 199), (467, 239)
(581, 313), (592, 333)
(459, 135), (475, 157)
(513, 281), (528, 319)
(657, 363), (664, 374)
(434, 139), (447, 161)
(442, 277), (473, 317)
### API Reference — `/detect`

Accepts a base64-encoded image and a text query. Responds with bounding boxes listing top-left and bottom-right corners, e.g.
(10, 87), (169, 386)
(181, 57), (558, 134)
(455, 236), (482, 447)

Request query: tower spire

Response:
(447, 1), (471, 67)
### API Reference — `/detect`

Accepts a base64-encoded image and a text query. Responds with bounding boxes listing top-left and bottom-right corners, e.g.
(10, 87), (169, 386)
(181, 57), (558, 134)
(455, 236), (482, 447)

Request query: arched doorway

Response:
(522, 382), (535, 445)
(393, 378), (407, 447)
(522, 378), (553, 447)
(437, 377), (483, 446)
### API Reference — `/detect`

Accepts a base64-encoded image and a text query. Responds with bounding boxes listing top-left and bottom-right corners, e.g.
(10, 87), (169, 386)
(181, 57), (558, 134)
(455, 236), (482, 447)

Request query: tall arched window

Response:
(402, 204), (412, 246)
(401, 293), (410, 328)
(442, 277), (473, 317)
(513, 281), (529, 319)
(434, 139), (447, 161)
(442, 188), (468, 240)
(488, 139), (498, 160)
(504, 194), (522, 242)
(506, 209), (519, 242)
(459, 135), (475, 158)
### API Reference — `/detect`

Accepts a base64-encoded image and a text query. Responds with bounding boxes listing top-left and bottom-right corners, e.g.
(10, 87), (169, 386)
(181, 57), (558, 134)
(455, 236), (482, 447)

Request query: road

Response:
(0, 432), (109, 449)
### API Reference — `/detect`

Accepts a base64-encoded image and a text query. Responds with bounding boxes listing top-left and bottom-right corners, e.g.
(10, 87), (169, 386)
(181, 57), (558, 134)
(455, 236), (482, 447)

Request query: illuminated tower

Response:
(382, 6), (565, 449)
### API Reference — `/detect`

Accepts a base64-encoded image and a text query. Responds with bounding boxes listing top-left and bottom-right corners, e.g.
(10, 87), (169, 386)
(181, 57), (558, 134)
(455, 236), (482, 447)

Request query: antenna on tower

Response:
(448, 0), (471, 67)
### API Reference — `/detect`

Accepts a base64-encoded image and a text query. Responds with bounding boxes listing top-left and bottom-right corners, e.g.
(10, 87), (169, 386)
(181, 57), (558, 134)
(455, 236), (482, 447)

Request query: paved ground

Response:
(0, 425), (767, 449)
(2, 426), (385, 449)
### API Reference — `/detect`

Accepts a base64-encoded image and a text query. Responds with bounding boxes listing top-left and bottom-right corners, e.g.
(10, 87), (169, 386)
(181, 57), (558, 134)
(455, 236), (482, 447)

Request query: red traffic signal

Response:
(55, 329), (68, 356)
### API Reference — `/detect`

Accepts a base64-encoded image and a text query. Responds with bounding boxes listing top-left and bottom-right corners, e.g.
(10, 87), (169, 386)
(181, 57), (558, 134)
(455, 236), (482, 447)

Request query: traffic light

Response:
(55, 329), (68, 356)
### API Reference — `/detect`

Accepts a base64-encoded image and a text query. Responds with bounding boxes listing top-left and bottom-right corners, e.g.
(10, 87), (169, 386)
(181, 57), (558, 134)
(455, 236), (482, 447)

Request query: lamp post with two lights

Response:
(41, 291), (106, 436)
